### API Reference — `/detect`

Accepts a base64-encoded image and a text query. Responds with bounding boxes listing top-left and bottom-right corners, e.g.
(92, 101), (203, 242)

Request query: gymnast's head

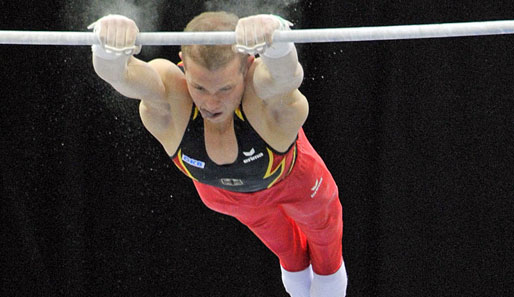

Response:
(179, 11), (253, 75)
(179, 12), (255, 122)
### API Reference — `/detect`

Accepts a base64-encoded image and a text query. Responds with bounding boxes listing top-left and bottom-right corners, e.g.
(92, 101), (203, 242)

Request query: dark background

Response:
(2, 0), (514, 296)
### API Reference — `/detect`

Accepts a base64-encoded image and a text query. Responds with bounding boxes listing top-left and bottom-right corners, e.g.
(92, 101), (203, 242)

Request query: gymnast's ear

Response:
(243, 55), (254, 75)
(178, 52), (186, 70)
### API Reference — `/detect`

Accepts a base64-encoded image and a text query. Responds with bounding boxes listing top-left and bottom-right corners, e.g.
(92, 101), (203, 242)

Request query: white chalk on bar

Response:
(1, 20), (514, 46)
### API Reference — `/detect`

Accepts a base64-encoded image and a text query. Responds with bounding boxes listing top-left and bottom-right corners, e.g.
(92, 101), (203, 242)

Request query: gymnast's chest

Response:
(174, 123), (270, 182)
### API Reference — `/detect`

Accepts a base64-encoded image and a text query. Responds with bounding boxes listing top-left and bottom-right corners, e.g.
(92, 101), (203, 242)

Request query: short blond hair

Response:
(181, 11), (248, 72)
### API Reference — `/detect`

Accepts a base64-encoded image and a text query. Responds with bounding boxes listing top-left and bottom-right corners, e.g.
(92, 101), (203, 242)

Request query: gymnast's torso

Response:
(170, 103), (298, 192)
(137, 58), (308, 188)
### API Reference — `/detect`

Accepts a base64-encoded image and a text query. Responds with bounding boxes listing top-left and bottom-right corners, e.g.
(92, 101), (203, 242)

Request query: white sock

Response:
(310, 261), (348, 297)
(281, 265), (313, 297)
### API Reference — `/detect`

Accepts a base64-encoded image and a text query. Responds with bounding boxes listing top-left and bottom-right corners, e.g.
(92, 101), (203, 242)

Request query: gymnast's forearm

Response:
(254, 45), (304, 100)
(92, 54), (130, 83)
(260, 46), (304, 87)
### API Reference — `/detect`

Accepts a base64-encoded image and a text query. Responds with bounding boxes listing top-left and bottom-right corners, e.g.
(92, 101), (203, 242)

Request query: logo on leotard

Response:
(220, 178), (244, 186)
(182, 154), (205, 169)
(243, 148), (256, 157)
(243, 150), (264, 164)
(311, 177), (323, 198)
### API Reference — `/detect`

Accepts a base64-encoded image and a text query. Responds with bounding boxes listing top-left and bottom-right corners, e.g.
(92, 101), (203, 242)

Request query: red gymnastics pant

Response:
(193, 129), (343, 275)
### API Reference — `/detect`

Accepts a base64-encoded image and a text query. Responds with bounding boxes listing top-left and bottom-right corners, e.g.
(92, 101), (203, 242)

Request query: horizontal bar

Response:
(1, 20), (514, 46)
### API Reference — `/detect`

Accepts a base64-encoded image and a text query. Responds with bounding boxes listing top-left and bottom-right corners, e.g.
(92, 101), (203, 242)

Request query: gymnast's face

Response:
(183, 56), (249, 124)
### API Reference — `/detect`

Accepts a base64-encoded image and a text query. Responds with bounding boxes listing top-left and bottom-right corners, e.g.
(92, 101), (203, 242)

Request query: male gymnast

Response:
(90, 11), (347, 297)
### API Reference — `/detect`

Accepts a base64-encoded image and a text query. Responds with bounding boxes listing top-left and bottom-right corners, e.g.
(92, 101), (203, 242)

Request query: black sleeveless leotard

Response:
(171, 104), (297, 192)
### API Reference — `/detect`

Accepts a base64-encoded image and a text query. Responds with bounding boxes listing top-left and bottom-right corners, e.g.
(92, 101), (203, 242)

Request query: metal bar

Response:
(1, 20), (514, 46)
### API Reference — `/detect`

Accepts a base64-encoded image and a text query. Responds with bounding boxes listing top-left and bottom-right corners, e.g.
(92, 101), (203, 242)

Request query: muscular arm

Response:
(236, 15), (304, 102)
(246, 53), (308, 151)
(90, 14), (174, 113)
(93, 55), (167, 107)
(94, 55), (189, 138)
(236, 15), (308, 141)
(253, 47), (304, 102)
(253, 51), (308, 132)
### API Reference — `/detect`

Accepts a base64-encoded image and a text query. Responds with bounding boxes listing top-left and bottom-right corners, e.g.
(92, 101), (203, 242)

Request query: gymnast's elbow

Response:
(92, 56), (167, 102)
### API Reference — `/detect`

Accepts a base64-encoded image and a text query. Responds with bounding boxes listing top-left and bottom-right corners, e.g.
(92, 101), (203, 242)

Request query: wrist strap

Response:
(88, 16), (141, 60)
(91, 44), (122, 60)
(91, 44), (141, 60)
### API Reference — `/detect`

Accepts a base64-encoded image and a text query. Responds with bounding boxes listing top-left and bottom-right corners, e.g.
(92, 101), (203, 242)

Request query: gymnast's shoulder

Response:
(147, 58), (189, 99)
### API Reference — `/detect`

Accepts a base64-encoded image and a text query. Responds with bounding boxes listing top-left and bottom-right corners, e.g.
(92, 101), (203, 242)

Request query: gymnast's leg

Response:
(281, 177), (347, 297)
(233, 205), (313, 297)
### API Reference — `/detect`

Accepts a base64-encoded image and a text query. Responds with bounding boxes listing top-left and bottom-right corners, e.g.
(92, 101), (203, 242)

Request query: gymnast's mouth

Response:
(201, 109), (223, 119)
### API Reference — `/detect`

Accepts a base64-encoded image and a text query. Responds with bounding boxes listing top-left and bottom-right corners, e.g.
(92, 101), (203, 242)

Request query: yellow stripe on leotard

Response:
(177, 149), (198, 181)
(192, 107), (199, 120)
(264, 148), (286, 188)
(235, 107), (244, 121)
(287, 144), (297, 175)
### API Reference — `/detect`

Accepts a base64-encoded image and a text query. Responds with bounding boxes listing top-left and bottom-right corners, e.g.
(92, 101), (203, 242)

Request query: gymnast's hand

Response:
(88, 14), (141, 59)
(234, 15), (293, 56)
